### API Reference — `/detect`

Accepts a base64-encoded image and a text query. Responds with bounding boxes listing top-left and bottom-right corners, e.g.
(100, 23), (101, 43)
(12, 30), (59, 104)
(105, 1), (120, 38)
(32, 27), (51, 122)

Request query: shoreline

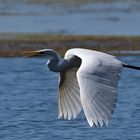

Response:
(0, 33), (140, 57)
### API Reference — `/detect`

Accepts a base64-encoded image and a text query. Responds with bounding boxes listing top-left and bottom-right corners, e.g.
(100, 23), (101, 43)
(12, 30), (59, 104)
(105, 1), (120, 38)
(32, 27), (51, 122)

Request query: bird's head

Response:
(22, 49), (59, 58)
(22, 49), (61, 72)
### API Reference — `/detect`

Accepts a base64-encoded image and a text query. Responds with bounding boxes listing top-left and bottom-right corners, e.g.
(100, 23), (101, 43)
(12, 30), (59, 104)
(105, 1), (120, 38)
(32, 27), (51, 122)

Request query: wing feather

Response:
(63, 85), (73, 119)
(58, 68), (82, 120)
(61, 48), (123, 127)
(61, 89), (68, 119)
(65, 82), (82, 117)
(76, 55), (123, 127)
(64, 82), (78, 119)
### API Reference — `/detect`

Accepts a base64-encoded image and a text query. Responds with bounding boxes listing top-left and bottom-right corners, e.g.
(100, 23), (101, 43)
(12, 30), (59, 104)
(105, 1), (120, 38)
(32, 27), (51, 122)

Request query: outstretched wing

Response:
(58, 67), (82, 120)
(77, 55), (123, 127)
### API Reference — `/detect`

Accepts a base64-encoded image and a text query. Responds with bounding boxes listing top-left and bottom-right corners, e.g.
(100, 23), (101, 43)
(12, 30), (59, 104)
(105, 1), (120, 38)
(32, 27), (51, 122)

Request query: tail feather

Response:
(122, 64), (140, 70)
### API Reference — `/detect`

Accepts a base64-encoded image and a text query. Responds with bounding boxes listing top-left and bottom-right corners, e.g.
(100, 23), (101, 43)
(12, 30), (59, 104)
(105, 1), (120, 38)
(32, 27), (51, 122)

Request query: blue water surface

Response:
(0, 1), (140, 35)
(0, 56), (140, 140)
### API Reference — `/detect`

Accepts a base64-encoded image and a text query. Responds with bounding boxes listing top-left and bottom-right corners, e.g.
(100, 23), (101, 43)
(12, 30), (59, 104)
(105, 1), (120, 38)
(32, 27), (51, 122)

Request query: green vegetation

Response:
(0, 33), (140, 57)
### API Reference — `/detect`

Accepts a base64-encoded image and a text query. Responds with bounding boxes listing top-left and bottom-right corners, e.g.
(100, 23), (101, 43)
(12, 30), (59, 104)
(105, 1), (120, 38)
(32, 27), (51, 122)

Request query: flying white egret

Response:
(23, 48), (140, 127)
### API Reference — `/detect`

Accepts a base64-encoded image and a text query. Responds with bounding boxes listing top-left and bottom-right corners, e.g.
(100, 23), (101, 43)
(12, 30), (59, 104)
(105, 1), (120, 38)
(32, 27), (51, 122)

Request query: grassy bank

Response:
(0, 33), (140, 57)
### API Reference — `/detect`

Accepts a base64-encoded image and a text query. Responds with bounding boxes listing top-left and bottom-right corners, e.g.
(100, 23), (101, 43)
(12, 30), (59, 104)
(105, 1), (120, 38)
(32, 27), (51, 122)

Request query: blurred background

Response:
(0, 1), (140, 140)
(0, 0), (140, 56)
(0, 0), (140, 35)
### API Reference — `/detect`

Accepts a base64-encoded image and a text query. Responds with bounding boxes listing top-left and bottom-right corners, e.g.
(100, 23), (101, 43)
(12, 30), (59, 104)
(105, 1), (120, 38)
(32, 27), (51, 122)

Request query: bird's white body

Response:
(58, 48), (123, 127)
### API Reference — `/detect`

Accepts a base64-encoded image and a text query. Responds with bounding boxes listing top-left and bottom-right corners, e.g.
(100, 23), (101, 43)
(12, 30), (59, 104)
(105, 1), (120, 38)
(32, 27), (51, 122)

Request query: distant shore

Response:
(0, 33), (140, 57)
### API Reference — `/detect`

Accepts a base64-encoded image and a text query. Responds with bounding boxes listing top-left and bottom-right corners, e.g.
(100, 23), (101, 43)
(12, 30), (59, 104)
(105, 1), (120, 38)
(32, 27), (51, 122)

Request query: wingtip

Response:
(58, 112), (63, 119)
(87, 119), (109, 127)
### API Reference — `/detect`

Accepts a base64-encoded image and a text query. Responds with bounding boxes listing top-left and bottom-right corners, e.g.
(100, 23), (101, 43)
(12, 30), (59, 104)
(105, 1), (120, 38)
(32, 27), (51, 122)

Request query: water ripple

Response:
(0, 56), (140, 139)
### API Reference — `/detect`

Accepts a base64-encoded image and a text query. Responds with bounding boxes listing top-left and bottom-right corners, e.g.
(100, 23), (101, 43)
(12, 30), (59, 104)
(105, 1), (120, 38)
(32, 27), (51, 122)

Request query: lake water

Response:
(0, 1), (140, 35)
(0, 56), (140, 140)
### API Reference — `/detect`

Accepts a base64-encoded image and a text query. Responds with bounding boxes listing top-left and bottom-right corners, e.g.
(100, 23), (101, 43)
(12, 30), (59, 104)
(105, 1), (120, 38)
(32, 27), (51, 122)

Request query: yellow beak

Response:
(21, 50), (42, 57)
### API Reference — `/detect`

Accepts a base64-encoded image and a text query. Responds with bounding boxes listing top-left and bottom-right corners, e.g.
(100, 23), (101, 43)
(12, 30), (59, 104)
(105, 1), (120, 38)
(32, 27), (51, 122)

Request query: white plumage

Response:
(58, 67), (82, 120)
(58, 48), (123, 127)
